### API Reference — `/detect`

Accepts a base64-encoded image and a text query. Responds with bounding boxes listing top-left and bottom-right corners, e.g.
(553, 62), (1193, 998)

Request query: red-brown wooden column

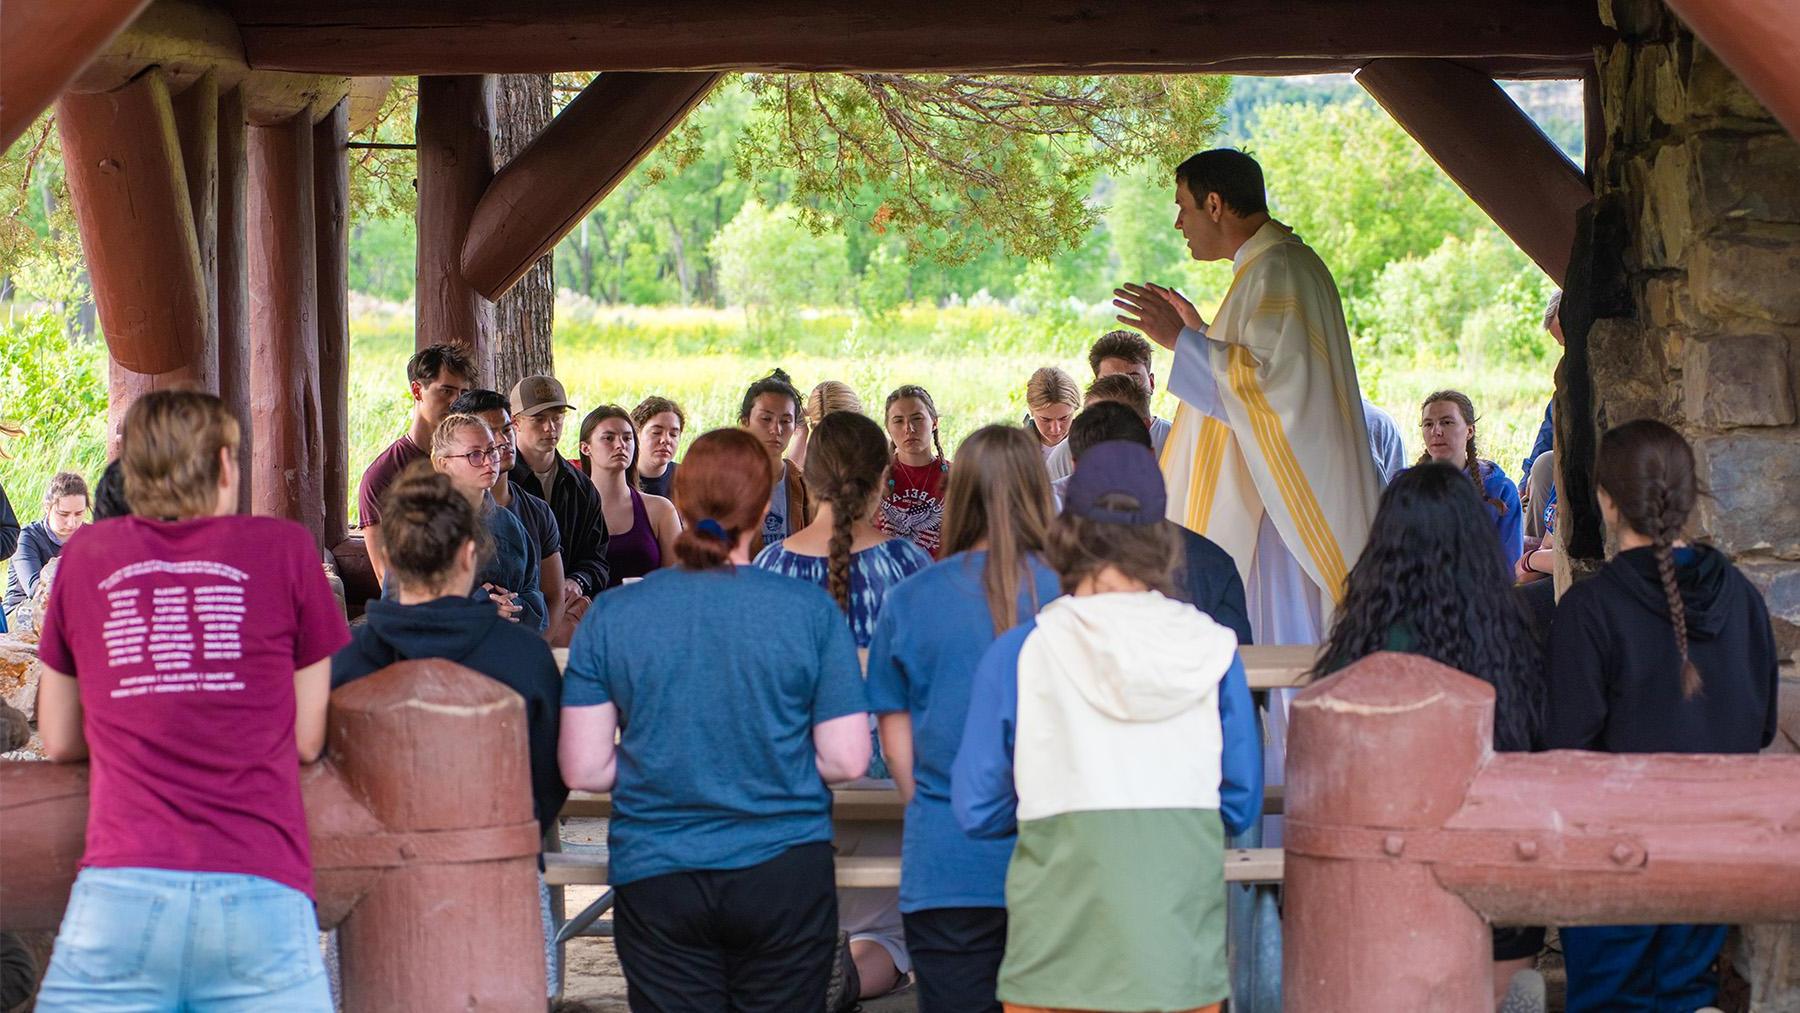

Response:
(315, 100), (352, 549)
(248, 113), (325, 546)
(0, 0), (151, 150)
(103, 72), (224, 446)
(416, 75), (496, 373)
(56, 70), (211, 453)
(218, 86), (253, 512)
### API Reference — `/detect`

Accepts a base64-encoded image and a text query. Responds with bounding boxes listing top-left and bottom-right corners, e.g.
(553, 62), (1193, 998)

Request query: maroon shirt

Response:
(357, 435), (428, 529)
(38, 515), (351, 897)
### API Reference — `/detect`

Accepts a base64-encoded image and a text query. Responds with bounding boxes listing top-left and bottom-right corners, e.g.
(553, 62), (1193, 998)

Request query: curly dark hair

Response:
(1311, 463), (1544, 751)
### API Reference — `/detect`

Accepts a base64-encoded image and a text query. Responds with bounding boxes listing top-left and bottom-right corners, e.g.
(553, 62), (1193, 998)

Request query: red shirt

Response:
(356, 435), (428, 529)
(877, 458), (949, 557)
(38, 515), (351, 897)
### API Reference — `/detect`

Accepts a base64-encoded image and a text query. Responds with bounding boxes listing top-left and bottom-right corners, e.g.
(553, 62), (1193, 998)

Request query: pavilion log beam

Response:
(101, 70), (223, 452)
(57, 70), (209, 381)
(316, 101), (352, 550)
(463, 72), (721, 301)
(1663, 0), (1800, 142)
(248, 113), (326, 545)
(0, 0), (151, 150)
(416, 76), (497, 366)
(218, 86), (253, 513)
(1355, 59), (1592, 285)
(69, 0), (353, 127)
(226, 0), (1609, 76)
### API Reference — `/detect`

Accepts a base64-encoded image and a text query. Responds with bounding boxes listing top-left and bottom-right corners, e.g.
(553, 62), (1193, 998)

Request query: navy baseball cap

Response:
(1063, 440), (1167, 526)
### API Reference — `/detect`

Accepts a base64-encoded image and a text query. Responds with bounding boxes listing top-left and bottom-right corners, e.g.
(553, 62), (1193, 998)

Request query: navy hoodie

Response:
(1546, 545), (1778, 755)
(332, 596), (568, 836)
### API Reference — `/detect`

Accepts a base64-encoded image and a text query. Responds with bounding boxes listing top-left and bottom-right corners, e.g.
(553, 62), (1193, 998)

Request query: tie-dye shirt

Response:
(752, 537), (934, 648)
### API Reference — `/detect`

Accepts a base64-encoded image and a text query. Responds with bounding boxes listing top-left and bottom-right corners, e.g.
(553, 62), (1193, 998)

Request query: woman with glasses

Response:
(579, 405), (681, 587)
(426, 413), (548, 632)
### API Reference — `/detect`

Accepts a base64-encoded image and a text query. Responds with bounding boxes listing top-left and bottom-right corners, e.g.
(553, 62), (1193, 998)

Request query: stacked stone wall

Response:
(1591, 0), (1800, 680)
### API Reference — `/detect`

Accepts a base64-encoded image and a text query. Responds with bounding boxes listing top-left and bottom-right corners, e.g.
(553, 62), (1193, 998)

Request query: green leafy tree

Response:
(710, 201), (849, 338)
(1352, 226), (1555, 366)
(1244, 98), (1489, 318)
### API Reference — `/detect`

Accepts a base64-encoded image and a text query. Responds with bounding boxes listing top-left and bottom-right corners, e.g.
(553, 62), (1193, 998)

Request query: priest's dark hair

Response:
(1310, 462), (1545, 752)
(1175, 149), (1269, 217)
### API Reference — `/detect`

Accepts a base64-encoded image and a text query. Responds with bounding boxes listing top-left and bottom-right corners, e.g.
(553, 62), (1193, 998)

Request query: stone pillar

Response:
(1589, 0), (1800, 1002)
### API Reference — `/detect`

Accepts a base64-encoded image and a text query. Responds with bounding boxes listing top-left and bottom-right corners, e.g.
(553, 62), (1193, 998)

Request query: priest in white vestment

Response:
(1115, 148), (1382, 647)
(1115, 150), (1383, 844)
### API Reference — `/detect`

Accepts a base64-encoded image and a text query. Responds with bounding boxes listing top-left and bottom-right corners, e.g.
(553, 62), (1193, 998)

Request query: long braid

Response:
(1596, 419), (1703, 701)
(1648, 484), (1701, 697)
(1465, 431), (1506, 515)
(804, 412), (891, 615)
(825, 485), (860, 613)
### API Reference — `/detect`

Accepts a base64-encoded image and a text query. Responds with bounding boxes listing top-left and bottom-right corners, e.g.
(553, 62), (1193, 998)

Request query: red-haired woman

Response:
(559, 428), (872, 1008)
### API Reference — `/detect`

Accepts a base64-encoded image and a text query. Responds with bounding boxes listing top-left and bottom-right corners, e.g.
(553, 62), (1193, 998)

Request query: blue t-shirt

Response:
(864, 550), (1062, 912)
(752, 537), (934, 648)
(561, 565), (868, 885)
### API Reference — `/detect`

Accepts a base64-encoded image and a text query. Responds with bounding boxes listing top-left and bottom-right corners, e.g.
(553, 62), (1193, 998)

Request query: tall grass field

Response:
(3, 298), (1552, 531)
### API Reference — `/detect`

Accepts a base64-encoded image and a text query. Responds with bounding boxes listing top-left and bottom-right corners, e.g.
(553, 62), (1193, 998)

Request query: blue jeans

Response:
(37, 867), (330, 1012)
(1561, 923), (1727, 1013)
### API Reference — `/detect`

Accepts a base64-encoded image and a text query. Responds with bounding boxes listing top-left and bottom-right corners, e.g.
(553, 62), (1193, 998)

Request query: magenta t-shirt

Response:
(356, 435), (428, 529)
(37, 514), (351, 897)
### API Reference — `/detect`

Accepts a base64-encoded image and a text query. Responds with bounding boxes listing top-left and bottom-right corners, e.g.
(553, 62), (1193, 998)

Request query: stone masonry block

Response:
(1687, 44), (1775, 122)
(1689, 227), (1800, 325)
(1683, 333), (1797, 427)
(1740, 559), (1800, 669)
(1695, 431), (1800, 558)
(1693, 131), (1800, 226)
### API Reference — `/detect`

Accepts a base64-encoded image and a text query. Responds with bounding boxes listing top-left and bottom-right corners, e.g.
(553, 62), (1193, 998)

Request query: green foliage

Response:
(1351, 227), (1556, 367)
(346, 79), (417, 222)
(709, 201), (850, 339)
(736, 74), (1228, 266)
(1245, 98), (1489, 320)
(0, 308), (109, 518)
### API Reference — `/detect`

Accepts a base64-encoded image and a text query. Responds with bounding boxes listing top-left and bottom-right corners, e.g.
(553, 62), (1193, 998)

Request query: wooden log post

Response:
(1283, 654), (1494, 1011)
(462, 72), (721, 301)
(218, 86), (253, 513)
(1355, 59), (1593, 285)
(416, 75), (496, 372)
(0, 661), (548, 1011)
(1284, 654), (1800, 1012)
(248, 113), (325, 546)
(103, 71), (224, 444)
(56, 70), (211, 450)
(315, 100), (352, 549)
(0, 0), (151, 150)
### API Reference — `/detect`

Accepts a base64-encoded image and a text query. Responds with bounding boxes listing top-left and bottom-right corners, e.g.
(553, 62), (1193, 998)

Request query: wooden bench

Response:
(545, 848), (1285, 890)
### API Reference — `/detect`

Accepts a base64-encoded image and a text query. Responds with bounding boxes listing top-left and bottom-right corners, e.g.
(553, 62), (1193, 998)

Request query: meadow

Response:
(2, 297), (1552, 529)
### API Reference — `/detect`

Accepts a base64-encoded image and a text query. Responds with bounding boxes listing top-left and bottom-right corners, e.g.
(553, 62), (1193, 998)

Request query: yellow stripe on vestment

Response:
(1226, 345), (1350, 599)
(1251, 295), (1355, 427)
(1187, 417), (1229, 532)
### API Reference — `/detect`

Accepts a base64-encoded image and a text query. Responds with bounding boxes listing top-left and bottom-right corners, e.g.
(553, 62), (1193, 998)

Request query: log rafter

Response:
(462, 72), (723, 301)
(1355, 59), (1593, 284)
(223, 0), (1610, 77)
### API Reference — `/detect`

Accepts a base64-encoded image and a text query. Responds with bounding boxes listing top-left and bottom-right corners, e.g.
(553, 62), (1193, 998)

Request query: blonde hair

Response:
(805, 380), (863, 427)
(429, 413), (494, 463)
(121, 390), (240, 520)
(1025, 366), (1081, 412)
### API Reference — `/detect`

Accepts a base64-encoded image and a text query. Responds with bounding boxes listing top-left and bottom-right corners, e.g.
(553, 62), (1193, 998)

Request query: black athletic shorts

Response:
(902, 906), (1007, 1013)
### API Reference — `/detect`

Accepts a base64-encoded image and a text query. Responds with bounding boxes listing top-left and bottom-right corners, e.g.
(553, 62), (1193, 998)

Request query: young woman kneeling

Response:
(559, 428), (871, 1008)
(952, 439), (1263, 1013)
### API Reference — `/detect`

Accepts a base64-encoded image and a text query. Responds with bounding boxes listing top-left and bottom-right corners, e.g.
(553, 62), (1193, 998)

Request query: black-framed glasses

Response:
(451, 446), (504, 467)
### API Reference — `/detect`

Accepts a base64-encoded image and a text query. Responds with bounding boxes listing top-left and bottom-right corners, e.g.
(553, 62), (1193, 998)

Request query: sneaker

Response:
(825, 931), (862, 1013)
(1498, 969), (1546, 1013)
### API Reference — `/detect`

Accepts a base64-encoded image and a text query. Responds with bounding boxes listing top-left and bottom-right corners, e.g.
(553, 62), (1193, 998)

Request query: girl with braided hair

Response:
(879, 384), (952, 557)
(1546, 419), (1779, 1013)
(1417, 390), (1524, 574)
(753, 410), (931, 1006)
